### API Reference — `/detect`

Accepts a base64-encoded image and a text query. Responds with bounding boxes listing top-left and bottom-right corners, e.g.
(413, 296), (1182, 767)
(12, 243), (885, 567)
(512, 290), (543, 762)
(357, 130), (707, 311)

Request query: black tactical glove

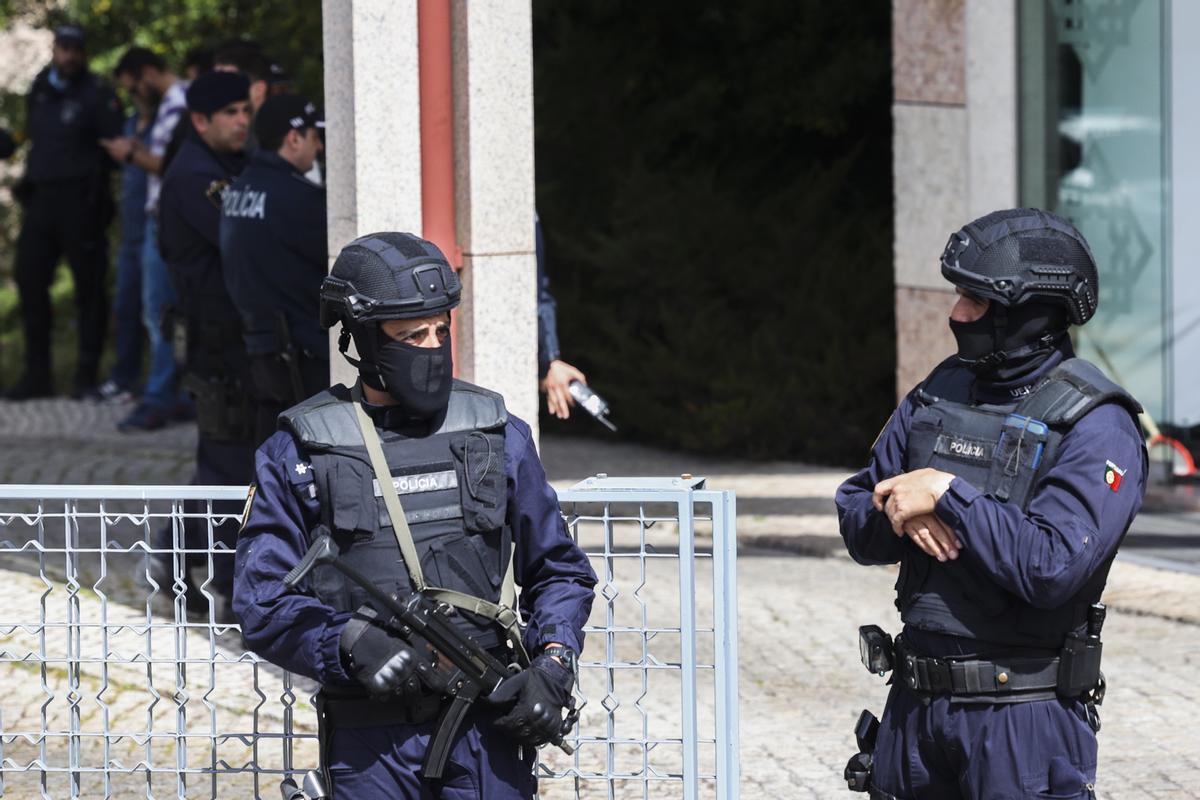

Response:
(487, 653), (574, 746)
(339, 615), (420, 699)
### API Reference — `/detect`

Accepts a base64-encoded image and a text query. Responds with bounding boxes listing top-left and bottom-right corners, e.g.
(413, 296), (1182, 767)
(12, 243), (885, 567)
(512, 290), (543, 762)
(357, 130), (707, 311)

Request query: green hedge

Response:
(532, 1), (895, 464)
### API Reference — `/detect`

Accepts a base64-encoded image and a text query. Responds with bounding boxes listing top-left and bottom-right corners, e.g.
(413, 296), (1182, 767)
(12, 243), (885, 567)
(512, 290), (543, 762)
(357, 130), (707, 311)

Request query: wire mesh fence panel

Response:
(0, 480), (737, 799)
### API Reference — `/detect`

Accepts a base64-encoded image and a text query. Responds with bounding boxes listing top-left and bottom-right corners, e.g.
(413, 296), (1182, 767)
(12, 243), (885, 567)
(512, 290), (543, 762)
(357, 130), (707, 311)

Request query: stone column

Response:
(891, 0), (1018, 398)
(892, 0), (966, 397)
(322, 0), (538, 432)
(451, 0), (539, 434)
(322, 0), (424, 387)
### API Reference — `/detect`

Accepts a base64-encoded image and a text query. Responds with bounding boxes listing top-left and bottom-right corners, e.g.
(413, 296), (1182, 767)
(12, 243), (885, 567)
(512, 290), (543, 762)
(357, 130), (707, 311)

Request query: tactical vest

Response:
(280, 381), (515, 652)
(897, 357), (1142, 649)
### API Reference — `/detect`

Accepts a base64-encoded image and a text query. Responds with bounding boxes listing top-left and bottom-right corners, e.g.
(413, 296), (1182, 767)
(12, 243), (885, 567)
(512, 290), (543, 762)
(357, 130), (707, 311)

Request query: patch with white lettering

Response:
(373, 469), (459, 497)
(934, 433), (994, 463)
(221, 184), (268, 219)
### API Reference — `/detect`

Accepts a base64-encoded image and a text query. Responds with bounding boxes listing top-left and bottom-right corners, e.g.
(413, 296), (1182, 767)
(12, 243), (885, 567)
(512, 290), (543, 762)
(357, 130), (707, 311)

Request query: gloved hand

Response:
(339, 618), (420, 699)
(487, 653), (574, 746)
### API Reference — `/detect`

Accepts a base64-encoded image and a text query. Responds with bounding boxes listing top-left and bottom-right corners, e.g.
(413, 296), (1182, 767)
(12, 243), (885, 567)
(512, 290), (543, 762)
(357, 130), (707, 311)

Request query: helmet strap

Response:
(339, 324), (389, 391)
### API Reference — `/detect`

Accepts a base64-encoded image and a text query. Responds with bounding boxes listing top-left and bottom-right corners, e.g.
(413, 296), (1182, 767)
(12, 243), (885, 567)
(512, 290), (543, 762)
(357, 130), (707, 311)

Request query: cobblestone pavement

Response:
(1, 399), (1198, 798)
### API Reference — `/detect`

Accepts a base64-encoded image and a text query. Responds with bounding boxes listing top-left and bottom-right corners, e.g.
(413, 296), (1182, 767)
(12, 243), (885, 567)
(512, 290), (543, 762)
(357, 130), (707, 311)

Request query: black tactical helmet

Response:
(940, 208), (1099, 325)
(320, 232), (461, 329)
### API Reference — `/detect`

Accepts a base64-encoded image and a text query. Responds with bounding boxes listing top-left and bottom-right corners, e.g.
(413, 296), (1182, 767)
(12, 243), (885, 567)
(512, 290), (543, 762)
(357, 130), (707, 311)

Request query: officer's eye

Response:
(434, 323), (450, 341)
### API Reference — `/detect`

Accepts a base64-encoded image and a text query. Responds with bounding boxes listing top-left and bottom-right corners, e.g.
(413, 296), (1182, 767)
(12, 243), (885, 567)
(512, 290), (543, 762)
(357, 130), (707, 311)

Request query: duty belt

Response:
(895, 638), (1059, 700)
(318, 691), (443, 729)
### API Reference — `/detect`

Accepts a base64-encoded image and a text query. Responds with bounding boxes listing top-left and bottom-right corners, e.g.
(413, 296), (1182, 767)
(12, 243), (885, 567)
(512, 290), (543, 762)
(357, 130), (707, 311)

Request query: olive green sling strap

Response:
(350, 386), (527, 663)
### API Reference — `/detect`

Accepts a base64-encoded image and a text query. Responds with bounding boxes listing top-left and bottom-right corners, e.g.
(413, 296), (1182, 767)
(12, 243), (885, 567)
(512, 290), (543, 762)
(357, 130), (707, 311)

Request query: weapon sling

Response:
(350, 384), (529, 663)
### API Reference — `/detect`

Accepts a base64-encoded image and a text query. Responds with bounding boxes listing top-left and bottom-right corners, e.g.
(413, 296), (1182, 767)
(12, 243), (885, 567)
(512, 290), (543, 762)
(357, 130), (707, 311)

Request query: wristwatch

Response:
(541, 645), (578, 674)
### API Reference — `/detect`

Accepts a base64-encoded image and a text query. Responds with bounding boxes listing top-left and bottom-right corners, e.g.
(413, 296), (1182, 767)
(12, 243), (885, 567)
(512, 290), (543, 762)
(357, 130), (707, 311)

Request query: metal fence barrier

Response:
(0, 477), (738, 799)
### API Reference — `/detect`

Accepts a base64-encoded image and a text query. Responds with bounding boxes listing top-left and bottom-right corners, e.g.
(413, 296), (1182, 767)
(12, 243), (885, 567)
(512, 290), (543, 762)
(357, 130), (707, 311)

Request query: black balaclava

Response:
(950, 300), (1072, 399)
(353, 323), (453, 420)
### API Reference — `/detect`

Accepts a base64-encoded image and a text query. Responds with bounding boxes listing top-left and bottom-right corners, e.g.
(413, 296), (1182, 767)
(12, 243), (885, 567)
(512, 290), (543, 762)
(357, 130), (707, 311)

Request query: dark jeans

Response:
(107, 236), (144, 389)
(141, 216), (179, 410)
(14, 181), (110, 384)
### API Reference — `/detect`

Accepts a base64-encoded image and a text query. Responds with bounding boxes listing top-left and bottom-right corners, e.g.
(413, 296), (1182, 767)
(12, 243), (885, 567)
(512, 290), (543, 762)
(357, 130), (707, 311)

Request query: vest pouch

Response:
(904, 410), (942, 471)
(450, 431), (507, 533)
(985, 415), (1050, 505)
(330, 458), (379, 537)
(423, 535), (496, 600)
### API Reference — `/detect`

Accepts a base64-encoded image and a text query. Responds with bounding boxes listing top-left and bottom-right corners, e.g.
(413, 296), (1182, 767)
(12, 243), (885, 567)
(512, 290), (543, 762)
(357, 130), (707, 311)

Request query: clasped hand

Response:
(872, 468), (961, 562)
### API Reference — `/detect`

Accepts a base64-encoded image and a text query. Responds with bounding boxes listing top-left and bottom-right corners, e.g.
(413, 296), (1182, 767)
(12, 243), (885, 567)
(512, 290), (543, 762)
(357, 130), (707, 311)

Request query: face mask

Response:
(949, 304), (997, 365)
(370, 335), (453, 419)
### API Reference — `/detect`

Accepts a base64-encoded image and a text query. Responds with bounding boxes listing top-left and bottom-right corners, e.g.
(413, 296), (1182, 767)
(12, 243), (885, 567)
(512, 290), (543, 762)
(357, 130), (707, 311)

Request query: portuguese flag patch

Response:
(1104, 460), (1126, 492)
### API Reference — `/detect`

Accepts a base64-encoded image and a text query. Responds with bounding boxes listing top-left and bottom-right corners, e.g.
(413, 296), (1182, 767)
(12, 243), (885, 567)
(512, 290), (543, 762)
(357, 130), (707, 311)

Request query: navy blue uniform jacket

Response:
(219, 149), (328, 356)
(234, 412), (598, 686)
(836, 356), (1146, 616)
(24, 67), (122, 184)
(158, 134), (247, 371)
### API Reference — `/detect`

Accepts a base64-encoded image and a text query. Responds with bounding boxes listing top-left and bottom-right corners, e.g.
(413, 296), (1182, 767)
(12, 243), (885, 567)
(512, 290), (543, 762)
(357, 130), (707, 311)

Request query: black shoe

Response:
(4, 374), (53, 401)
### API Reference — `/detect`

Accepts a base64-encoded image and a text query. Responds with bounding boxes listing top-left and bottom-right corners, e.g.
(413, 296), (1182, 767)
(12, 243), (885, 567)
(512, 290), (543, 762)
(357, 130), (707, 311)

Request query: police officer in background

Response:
(156, 70), (253, 614)
(7, 23), (123, 399)
(219, 94), (328, 445)
(234, 232), (597, 798)
(0, 128), (15, 160)
(836, 209), (1147, 799)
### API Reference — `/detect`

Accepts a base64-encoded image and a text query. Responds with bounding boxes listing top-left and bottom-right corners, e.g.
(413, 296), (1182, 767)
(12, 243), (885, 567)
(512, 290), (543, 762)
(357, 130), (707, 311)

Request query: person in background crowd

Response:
(219, 93), (329, 445)
(154, 70), (253, 619)
(0, 127), (15, 160)
(183, 47), (213, 81)
(103, 47), (191, 429)
(6, 23), (123, 400)
(212, 41), (274, 117)
(89, 89), (156, 403)
(536, 213), (589, 420)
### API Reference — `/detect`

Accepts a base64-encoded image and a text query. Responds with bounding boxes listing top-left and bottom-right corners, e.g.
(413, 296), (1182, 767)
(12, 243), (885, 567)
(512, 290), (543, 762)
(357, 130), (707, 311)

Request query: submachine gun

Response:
(277, 532), (577, 797)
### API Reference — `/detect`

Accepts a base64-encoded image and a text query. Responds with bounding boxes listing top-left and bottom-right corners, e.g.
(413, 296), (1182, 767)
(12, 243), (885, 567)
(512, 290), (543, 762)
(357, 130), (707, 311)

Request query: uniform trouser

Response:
(184, 435), (256, 599)
(327, 706), (536, 799)
(14, 181), (109, 383)
(108, 236), (144, 389)
(248, 352), (330, 448)
(870, 682), (1098, 799)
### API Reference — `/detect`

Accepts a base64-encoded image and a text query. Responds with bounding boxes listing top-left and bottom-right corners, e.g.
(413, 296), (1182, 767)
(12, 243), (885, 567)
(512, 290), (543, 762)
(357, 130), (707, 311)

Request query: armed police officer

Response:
(233, 232), (597, 798)
(156, 70), (252, 615)
(8, 23), (123, 399)
(836, 209), (1147, 800)
(219, 93), (329, 445)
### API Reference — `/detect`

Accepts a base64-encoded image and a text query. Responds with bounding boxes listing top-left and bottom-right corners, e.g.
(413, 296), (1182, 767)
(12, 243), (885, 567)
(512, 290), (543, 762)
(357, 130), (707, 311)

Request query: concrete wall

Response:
(322, 1), (424, 388)
(451, 0), (539, 432)
(322, 0), (538, 431)
(891, 0), (1017, 396)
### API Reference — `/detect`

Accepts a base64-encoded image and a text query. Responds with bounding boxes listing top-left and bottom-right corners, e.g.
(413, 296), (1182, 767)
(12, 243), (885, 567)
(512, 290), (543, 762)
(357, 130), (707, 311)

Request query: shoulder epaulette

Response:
(279, 380), (507, 450)
(1017, 358), (1142, 426)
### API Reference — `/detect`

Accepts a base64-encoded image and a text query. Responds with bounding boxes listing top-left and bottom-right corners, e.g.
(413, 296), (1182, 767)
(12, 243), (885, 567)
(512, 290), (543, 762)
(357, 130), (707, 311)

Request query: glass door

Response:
(1019, 0), (1169, 421)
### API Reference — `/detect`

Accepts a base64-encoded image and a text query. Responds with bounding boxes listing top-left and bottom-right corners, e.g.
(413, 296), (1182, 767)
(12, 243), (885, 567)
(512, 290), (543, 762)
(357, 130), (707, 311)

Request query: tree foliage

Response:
(0, 1), (323, 382)
(532, 0), (895, 463)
